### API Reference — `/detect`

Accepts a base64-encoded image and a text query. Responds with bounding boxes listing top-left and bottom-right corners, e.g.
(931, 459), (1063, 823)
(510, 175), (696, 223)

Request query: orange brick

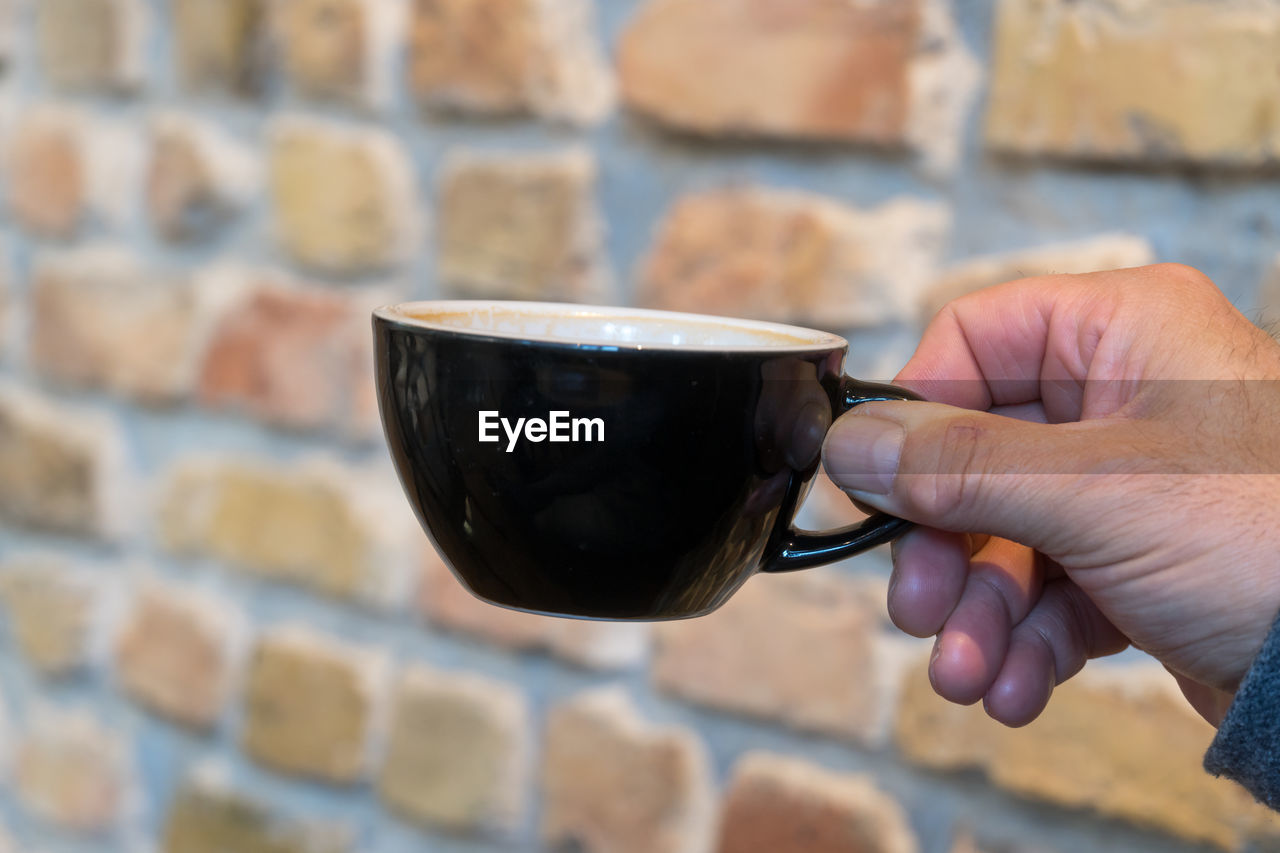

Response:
(29, 247), (203, 403)
(541, 688), (713, 853)
(7, 108), (86, 238)
(406, 0), (612, 124)
(652, 569), (914, 744)
(620, 0), (919, 144)
(113, 582), (242, 730)
(638, 188), (948, 327)
(716, 752), (918, 853)
(194, 279), (378, 439)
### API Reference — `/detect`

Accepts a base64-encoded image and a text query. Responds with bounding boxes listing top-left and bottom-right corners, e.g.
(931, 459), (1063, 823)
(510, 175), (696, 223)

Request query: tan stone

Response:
(652, 570), (899, 744)
(269, 118), (417, 274)
(921, 234), (1156, 320)
(29, 247), (203, 403)
(985, 0), (1280, 165)
(420, 545), (649, 670)
(158, 456), (414, 608)
(0, 384), (130, 539)
(274, 0), (402, 108)
(113, 583), (241, 730)
(437, 147), (608, 302)
(0, 556), (97, 678)
(638, 188), (948, 327)
(36, 0), (143, 92)
(378, 666), (529, 832)
(541, 688), (713, 853)
(716, 752), (918, 853)
(194, 280), (377, 440)
(407, 0), (612, 124)
(894, 660), (1280, 850)
(173, 0), (266, 95)
(241, 626), (386, 783)
(7, 108), (85, 238)
(162, 767), (352, 853)
(620, 0), (917, 144)
(15, 711), (132, 833)
(147, 115), (260, 242)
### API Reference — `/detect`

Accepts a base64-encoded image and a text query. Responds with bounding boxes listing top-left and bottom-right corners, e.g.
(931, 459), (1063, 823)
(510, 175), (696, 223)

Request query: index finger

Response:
(896, 272), (1114, 414)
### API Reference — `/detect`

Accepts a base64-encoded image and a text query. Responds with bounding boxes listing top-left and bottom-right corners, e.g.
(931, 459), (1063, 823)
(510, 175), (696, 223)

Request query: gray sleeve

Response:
(1204, 610), (1280, 810)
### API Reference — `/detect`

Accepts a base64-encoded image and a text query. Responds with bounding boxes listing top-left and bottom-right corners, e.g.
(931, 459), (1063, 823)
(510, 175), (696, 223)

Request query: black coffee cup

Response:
(374, 301), (921, 621)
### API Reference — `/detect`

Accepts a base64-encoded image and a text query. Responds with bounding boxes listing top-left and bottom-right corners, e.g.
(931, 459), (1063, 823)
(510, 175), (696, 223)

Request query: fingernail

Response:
(928, 638), (942, 690)
(823, 415), (905, 495)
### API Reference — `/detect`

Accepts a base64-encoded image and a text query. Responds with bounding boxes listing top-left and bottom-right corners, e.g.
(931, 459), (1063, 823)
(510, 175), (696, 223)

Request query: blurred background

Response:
(0, 0), (1279, 851)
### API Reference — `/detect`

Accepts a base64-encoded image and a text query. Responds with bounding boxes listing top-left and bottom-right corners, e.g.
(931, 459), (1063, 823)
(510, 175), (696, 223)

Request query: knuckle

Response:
(898, 418), (992, 522)
(1146, 262), (1220, 301)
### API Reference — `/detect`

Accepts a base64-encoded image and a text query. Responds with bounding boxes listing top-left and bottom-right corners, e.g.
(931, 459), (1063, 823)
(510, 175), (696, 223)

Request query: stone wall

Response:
(1, 1), (1280, 852)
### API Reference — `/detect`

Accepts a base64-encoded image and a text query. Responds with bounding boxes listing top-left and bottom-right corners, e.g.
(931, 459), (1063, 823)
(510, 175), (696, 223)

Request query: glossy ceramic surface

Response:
(375, 302), (916, 620)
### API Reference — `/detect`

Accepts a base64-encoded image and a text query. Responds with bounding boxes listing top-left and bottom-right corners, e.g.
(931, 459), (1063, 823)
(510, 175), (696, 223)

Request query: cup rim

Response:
(373, 300), (848, 354)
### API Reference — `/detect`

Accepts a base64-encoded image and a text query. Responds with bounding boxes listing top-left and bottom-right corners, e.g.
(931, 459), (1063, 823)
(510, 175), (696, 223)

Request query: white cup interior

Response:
(375, 301), (845, 352)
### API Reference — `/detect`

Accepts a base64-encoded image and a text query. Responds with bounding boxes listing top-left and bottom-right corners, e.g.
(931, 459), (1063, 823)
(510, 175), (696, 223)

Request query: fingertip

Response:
(887, 527), (969, 638)
(930, 631), (992, 706)
(983, 639), (1056, 727)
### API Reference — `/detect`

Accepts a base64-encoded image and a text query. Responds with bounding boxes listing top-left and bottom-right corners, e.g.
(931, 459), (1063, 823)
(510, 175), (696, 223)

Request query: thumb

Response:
(822, 401), (1130, 553)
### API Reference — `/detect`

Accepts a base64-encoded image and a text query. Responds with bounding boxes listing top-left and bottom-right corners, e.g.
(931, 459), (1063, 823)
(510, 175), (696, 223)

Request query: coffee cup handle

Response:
(762, 378), (923, 573)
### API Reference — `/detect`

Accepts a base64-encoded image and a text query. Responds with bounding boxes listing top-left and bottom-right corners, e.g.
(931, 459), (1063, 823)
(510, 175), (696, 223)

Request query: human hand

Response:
(821, 264), (1280, 727)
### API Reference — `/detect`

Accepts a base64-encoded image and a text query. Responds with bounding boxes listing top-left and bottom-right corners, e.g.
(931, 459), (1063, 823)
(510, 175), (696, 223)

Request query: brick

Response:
(113, 582), (242, 730)
(274, 0), (404, 108)
(29, 247), (206, 403)
(436, 147), (608, 301)
(241, 626), (387, 783)
(162, 767), (352, 853)
(15, 711), (133, 833)
(620, 0), (918, 144)
(194, 277), (378, 440)
(6, 108), (86, 238)
(159, 456), (415, 607)
(420, 545), (649, 670)
(36, 0), (144, 92)
(638, 188), (948, 327)
(615, 0), (979, 170)
(406, 0), (612, 125)
(377, 666), (529, 833)
(894, 660), (1280, 851)
(716, 752), (917, 853)
(173, 0), (267, 95)
(652, 569), (906, 744)
(269, 117), (418, 274)
(986, 0), (1280, 165)
(0, 384), (130, 539)
(922, 234), (1156, 320)
(147, 115), (261, 242)
(0, 555), (98, 678)
(541, 688), (713, 853)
